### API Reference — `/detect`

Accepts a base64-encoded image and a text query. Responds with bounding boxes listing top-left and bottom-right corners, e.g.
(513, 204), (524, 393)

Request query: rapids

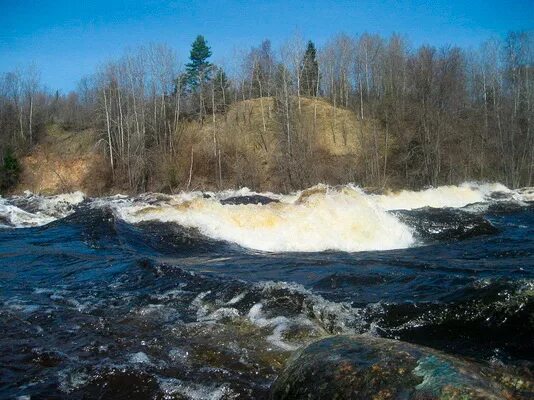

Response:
(1, 183), (533, 399)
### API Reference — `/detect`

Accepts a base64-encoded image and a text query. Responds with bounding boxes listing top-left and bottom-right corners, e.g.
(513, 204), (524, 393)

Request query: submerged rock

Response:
(271, 335), (521, 399)
(394, 207), (498, 241)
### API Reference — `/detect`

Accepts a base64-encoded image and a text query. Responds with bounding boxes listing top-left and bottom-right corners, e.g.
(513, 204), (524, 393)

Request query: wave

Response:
(109, 182), (532, 252)
(0, 191), (84, 228)
(113, 188), (415, 252)
(2, 183), (532, 252)
(371, 182), (515, 210)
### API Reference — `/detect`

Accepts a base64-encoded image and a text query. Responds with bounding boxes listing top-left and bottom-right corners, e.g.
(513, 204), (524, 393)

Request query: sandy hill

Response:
(216, 96), (371, 156)
(15, 125), (108, 195)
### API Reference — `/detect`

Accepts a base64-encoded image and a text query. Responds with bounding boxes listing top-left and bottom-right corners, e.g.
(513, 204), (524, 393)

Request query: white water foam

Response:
(0, 191), (84, 228)
(3, 183), (532, 252)
(255, 280), (365, 335)
(104, 182), (534, 252)
(158, 377), (235, 400)
(247, 303), (299, 351)
(371, 182), (512, 211)
(114, 187), (415, 252)
(0, 198), (56, 227)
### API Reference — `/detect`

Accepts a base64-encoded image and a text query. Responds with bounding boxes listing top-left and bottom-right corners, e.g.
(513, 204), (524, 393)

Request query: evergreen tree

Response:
(301, 41), (319, 96)
(0, 148), (21, 192)
(185, 35), (212, 91)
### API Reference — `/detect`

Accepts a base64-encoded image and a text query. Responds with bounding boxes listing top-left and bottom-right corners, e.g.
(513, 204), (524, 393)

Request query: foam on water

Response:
(255, 280), (364, 334)
(114, 187), (415, 252)
(2, 183), (532, 253)
(102, 182), (534, 252)
(0, 198), (56, 227)
(372, 182), (512, 211)
(158, 378), (235, 400)
(129, 352), (151, 364)
(247, 303), (297, 350)
(0, 191), (84, 227)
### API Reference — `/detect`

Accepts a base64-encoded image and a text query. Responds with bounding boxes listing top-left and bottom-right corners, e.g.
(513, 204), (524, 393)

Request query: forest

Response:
(0, 31), (532, 194)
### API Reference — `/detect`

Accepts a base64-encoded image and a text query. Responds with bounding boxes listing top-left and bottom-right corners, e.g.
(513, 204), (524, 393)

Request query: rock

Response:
(220, 195), (278, 205)
(394, 208), (498, 241)
(270, 335), (519, 400)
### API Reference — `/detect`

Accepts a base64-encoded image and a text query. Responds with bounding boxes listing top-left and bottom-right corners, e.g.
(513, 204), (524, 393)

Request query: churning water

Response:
(1, 183), (533, 399)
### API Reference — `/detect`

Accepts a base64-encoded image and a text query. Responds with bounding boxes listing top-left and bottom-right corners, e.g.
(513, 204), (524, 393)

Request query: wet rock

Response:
(31, 348), (65, 368)
(0, 215), (12, 227)
(220, 195), (278, 205)
(66, 368), (159, 399)
(271, 335), (518, 399)
(394, 207), (498, 241)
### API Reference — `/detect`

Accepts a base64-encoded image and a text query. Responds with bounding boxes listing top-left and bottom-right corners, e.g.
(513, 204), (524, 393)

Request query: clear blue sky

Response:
(1, 0), (532, 92)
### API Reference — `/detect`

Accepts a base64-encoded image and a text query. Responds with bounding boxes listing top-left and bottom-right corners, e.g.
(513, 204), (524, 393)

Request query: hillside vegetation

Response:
(2, 32), (532, 194)
(15, 97), (382, 194)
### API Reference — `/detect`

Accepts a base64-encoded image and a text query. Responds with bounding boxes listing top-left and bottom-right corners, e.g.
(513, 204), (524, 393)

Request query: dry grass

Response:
(210, 96), (372, 156)
(165, 96), (379, 191)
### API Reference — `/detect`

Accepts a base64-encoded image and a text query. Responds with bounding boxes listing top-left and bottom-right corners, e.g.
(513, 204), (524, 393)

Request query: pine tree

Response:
(301, 41), (319, 97)
(185, 35), (212, 91)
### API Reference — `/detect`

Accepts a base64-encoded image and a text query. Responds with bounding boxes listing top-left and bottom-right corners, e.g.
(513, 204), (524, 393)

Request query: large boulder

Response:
(271, 335), (526, 400)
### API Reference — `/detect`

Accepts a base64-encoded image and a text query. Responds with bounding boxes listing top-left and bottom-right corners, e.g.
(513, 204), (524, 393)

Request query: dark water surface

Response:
(1, 195), (533, 399)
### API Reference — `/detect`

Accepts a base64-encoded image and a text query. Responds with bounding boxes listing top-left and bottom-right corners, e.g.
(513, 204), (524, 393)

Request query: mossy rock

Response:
(271, 335), (521, 400)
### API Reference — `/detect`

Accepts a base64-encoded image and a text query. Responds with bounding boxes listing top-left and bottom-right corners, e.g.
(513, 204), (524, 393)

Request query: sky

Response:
(0, 0), (532, 92)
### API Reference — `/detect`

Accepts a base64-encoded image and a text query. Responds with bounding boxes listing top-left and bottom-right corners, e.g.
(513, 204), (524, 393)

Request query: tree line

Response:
(0, 31), (532, 193)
